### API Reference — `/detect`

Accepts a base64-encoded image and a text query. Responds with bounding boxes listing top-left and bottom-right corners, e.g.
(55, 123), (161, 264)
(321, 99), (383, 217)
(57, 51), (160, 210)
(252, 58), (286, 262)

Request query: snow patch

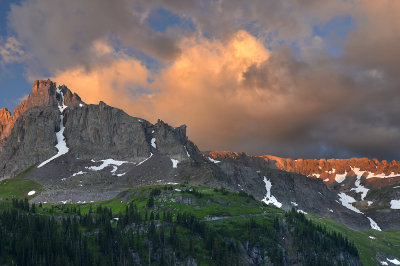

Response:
(27, 190), (36, 196)
(335, 170), (347, 183)
(373, 172), (399, 178)
(394, 186), (400, 189)
(38, 88), (69, 168)
(86, 159), (131, 176)
(261, 177), (282, 208)
(184, 146), (190, 157)
(88, 159), (128, 171)
(171, 159), (179, 168)
(350, 167), (369, 200)
(291, 202), (298, 206)
(390, 200), (400, 209)
(151, 138), (156, 149)
(329, 209), (334, 213)
(323, 178), (329, 182)
(338, 193), (363, 214)
(79, 103), (84, 107)
(367, 217), (382, 231)
(368, 236), (375, 240)
(366, 171), (400, 179)
(137, 153), (153, 166)
(72, 171), (86, 177)
(297, 210), (308, 214)
(387, 258), (400, 265)
(208, 157), (221, 164)
(368, 201), (373, 206)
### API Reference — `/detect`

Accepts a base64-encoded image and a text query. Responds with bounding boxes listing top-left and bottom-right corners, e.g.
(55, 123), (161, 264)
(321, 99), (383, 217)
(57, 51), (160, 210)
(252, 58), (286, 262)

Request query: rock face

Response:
(0, 80), (83, 178)
(0, 80), (215, 203)
(207, 151), (400, 230)
(0, 80), (82, 142)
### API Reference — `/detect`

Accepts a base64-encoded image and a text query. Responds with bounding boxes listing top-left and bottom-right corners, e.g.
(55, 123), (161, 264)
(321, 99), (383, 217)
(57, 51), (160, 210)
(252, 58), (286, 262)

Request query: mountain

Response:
(0, 79), (399, 233)
(206, 151), (400, 230)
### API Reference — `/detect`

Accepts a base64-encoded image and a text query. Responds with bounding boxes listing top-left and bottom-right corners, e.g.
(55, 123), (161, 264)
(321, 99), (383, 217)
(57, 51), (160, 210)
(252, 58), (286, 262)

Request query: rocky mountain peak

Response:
(0, 79), (83, 141)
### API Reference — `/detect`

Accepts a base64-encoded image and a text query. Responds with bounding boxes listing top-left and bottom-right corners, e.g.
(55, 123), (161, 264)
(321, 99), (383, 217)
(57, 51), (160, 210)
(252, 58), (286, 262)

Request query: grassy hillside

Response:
(309, 214), (400, 266)
(0, 184), (361, 265)
(0, 166), (397, 265)
(0, 164), (42, 199)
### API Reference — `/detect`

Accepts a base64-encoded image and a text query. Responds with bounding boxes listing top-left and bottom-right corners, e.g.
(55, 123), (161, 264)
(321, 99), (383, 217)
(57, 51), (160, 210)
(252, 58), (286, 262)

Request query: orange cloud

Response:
(53, 56), (150, 112)
(52, 31), (276, 149)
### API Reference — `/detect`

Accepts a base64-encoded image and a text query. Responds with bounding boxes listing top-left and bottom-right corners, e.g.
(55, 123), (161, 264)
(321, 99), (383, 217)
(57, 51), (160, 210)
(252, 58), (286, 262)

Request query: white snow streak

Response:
(335, 170), (347, 183)
(38, 88), (69, 168)
(366, 171), (400, 179)
(184, 146), (190, 157)
(171, 159), (179, 168)
(390, 200), (400, 209)
(27, 190), (36, 196)
(338, 193), (363, 214)
(350, 167), (369, 200)
(261, 176), (282, 208)
(151, 138), (156, 149)
(291, 202), (298, 206)
(88, 159), (128, 171)
(137, 153), (153, 166)
(367, 217), (382, 231)
(387, 258), (400, 265)
(72, 171), (86, 177)
(86, 159), (131, 176)
(208, 157), (221, 164)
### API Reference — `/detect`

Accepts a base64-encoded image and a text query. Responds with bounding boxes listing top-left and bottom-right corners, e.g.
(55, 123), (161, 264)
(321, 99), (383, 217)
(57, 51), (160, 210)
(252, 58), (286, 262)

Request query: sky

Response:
(0, 0), (399, 161)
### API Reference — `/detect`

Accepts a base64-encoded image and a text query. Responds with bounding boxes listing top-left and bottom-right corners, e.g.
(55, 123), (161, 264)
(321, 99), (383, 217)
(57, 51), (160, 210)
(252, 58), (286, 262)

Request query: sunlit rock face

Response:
(0, 79), (82, 142)
(206, 151), (400, 230)
(209, 152), (400, 186)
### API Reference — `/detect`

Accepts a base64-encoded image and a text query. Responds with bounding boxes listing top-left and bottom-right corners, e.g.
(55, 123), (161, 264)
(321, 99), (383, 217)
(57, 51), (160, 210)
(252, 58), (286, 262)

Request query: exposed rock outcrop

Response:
(0, 80), (82, 143)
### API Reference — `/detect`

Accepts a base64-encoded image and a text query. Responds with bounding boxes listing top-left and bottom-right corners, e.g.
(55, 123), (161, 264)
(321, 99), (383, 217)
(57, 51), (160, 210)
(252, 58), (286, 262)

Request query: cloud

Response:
(0, 37), (24, 64)
(52, 54), (150, 108)
(8, 0), (181, 75)
(5, 0), (400, 160)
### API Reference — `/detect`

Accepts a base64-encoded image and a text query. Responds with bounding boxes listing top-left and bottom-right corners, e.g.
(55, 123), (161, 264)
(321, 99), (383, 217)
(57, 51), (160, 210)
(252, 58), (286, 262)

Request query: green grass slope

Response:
(309, 214), (400, 266)
(0, 164), (42, 199)
(0, 184), (361, 265)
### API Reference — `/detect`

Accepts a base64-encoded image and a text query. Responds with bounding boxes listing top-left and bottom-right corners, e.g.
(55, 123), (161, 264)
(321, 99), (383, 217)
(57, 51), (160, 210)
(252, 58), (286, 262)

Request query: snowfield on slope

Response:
(38, 88), (69, 168)
(171, 159), (179, 168)
(390, 200), (400, 209)
(367, 217), (381, 231)
(338, 193), (362, 214)
(262, 176), (282, 208)
(208, 157), (221, 164)
(350, 167), (369, 200)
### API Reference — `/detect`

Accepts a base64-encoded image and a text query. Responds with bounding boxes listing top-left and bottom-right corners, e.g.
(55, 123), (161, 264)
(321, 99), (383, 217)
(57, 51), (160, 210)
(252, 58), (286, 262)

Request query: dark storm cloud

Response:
(8, 0), (181, 76)
(5, 0), (400, 160)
